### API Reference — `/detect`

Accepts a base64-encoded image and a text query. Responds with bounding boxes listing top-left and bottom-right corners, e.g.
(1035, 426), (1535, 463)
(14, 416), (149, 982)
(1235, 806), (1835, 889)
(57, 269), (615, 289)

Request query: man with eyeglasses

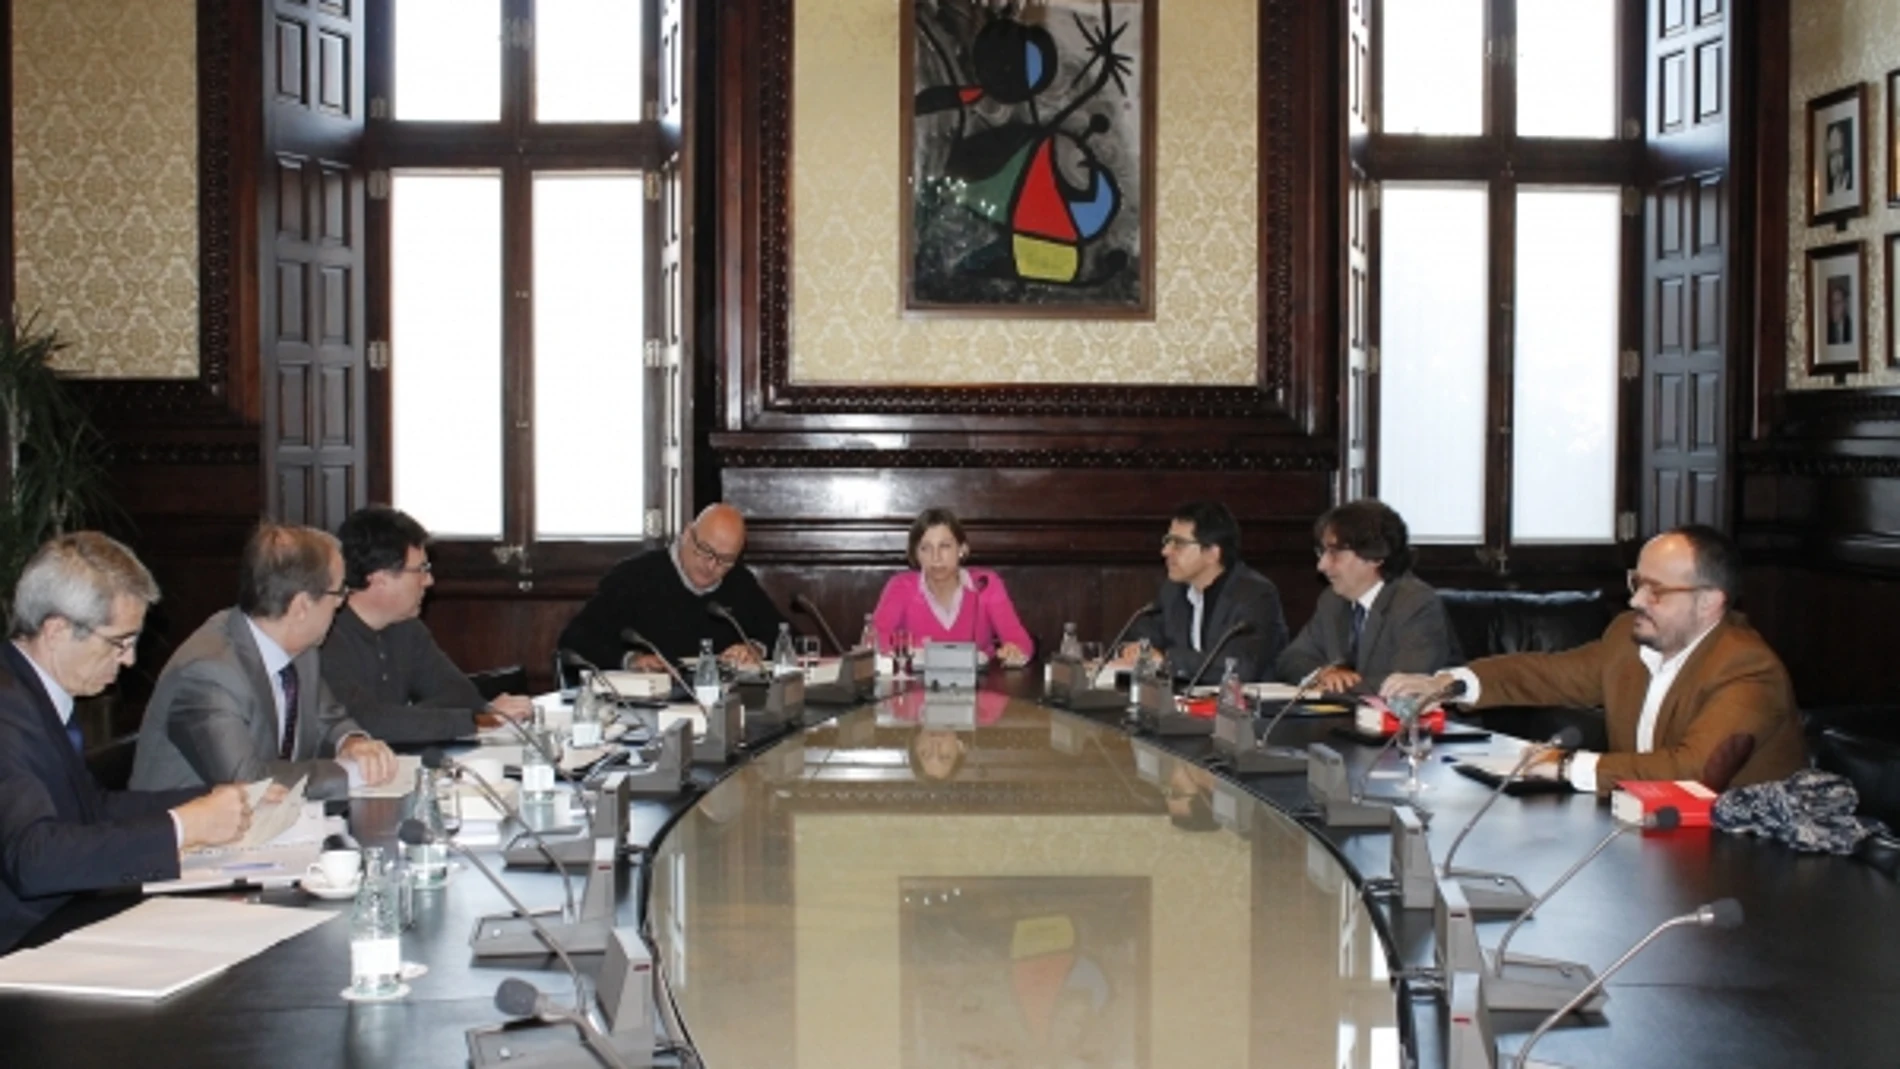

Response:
(1276, 499), (1457, 693)
(0, 533), (256, 952)
(132, 523), (399, 800)
(1122, 501), (1288, 683)
(558, 502), (788, 671)
(319, 506), (534, 745)
(1383, 525), (1804, 795)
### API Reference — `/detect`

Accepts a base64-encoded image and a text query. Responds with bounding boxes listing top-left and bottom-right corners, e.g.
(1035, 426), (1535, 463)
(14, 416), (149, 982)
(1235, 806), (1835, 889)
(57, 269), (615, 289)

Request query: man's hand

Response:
(994, 642), (1030, 668)
(1518, 749), (1565, 781)
(174, 784), (251, 850)
(1311, 665), (1362, 694)
(338, 736), (398, 785)
(487, 694), (534, 722)
(622, 652), (668, 672)
(719, 642), (761, 668)
(1111, 642), (1161, 668)
(1380, 672), (1454, 701)
(262, 782), (290, 805)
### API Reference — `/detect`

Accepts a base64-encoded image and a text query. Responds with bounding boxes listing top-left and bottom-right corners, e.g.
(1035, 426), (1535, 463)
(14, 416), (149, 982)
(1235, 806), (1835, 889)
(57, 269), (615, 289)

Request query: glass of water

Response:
(798, 635), (821, 672)
(1391, 694), (1433, 795)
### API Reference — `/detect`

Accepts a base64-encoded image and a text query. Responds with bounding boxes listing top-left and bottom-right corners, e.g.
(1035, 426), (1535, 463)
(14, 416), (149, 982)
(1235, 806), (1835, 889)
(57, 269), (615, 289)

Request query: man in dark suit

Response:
(1276, 499), (1457, 693)
(1125, 501), (1289, 682)
(0, 533), (251, 952)
(130, 524), (398, 800)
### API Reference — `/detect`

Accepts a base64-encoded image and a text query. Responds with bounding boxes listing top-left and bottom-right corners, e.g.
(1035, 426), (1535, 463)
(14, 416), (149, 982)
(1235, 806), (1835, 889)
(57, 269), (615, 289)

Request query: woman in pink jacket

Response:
(872, 508), (1036, 667)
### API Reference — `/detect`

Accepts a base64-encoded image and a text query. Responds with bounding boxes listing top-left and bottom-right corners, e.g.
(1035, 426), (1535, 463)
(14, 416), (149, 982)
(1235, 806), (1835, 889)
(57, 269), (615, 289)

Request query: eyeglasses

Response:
(1315, 542), (1351, 560)
(1626, 570), (1709, 599)
(1160, 535), (1203, 551)
(688, 528), (740, 568)
(320, 584), (351, 601)
(86, 628), (141, 656)
(392, 560), (432, 576)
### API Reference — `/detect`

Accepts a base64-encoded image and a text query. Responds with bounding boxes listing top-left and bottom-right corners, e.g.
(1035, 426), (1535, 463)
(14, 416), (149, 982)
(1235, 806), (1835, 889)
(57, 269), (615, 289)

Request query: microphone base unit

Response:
(621, 723), (692, 799)
(469, 911), (614, 958)
(1308, 743), (1396, 827)
(1445, 969), (1499, 1069)
(1066, 687), (1133, 713)
(692, 692), (746, 766)
(737, 672), (806, 730)
(1390, 805), (1437, 910)
(1134, 679), (1210, 736)
(467, 1024), (652, 1069)
(503, 834), (598, 870)
(505, 777), (634, 869)
(1482, 951), (1607, 1015)
(1449, 868), (1537, 915)
(804, 648), (878, 706)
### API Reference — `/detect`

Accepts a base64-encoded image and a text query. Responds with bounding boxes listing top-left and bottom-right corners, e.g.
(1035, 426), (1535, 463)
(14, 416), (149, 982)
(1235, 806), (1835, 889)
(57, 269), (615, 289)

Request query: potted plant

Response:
(0, 312), (116, 598)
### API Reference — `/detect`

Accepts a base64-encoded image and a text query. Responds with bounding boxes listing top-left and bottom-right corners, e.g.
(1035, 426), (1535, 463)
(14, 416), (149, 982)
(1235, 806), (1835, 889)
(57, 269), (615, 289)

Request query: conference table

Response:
(2, 674), (1895, 1068)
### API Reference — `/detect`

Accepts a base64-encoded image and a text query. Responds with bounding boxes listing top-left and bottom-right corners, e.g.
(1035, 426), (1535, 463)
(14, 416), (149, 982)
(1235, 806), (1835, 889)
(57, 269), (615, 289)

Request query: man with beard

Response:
(1382, 525), (1804, 795)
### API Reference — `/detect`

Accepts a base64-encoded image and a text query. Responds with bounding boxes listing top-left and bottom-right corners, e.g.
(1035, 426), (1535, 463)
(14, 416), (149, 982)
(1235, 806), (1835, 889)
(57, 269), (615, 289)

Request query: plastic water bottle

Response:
(1217, 657), (1246, 718)
(569, 672), (604, 749)
(693, 637), (722, 709)
(1059, 622), (1083, 661)
(348, 847), (403, 997)
(521, 707), (558, 803)
(858, 613), (878, 654)
(773, 622), (799, 677)
(401, 768), (450, 889)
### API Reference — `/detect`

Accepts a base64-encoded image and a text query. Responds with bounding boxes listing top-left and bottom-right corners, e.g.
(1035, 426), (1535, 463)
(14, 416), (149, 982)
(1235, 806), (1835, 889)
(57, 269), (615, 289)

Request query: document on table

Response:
(148, 780), (339, 893)
(350, 753), (422, 798)
(0, 897), (333, 1000)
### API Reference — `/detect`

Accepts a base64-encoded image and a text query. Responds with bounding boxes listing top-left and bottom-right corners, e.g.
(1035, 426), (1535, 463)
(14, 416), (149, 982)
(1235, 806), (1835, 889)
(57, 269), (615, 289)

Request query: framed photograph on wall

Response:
(1887, 234), (1900, 367)
(1889, 70), (1900, 206)
(901, 0), (1158, 318)
(1809, 84), (1867, 226)
(1807, 241), (1865, 375)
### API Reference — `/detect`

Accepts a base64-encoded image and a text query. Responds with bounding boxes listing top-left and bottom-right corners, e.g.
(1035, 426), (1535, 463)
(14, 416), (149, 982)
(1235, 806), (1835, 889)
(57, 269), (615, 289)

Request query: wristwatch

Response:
(1557, 750), (1575, 784)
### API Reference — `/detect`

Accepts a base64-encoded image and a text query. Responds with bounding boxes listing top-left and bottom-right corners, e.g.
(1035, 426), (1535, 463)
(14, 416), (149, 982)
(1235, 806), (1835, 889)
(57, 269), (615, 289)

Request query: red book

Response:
(1611, 779), (1717, 828)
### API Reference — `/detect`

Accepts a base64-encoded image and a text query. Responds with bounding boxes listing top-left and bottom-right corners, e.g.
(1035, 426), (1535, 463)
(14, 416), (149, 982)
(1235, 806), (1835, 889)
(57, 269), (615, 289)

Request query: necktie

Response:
(1349, 602), (1367, 669)
(66, 722), (85, 755)
(278, 664), (300, 760)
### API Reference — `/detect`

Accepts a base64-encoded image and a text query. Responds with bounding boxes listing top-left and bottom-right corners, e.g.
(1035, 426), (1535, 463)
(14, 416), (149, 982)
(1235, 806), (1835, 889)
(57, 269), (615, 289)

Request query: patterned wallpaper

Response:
(791, 0), (1259, 385)
(11, 0), (199, 379)
(1787, 0), (1900, 389)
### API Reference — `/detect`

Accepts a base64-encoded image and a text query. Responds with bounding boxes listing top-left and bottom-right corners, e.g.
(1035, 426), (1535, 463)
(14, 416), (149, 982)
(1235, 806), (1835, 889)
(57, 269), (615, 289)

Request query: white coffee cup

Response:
(461, 756), (505, 787)
(307, 848), (360, 888)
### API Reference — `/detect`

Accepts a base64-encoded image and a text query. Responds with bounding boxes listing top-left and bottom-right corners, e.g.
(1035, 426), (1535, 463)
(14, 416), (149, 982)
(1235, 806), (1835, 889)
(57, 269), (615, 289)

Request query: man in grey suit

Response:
(1124, 502), (1289, 683)
(1276, 499), (1457, 693)
(130, 524), (399, 800)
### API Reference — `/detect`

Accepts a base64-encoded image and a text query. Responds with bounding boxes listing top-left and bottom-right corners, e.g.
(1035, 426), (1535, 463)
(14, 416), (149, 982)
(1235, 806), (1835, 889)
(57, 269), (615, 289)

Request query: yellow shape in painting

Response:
(1012, 235), (1079, 283)
(1010, 914), (1077, 959)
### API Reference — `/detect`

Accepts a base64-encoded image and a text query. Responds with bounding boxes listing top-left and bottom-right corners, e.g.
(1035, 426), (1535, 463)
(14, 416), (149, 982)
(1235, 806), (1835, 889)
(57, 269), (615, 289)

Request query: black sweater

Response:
(557, 548), (788, 668)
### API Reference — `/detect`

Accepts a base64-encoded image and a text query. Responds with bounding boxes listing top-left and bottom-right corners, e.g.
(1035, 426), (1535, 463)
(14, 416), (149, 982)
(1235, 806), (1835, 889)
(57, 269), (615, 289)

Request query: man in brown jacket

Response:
(1382, 525), (1805, 795)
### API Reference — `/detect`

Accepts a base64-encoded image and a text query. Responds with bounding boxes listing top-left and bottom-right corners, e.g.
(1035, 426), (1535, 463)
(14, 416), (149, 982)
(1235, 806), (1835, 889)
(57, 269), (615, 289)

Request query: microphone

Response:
(1510, 898), (1743, 1069)
(705, 602), (759, 659)
(1439, 726), (1583, 878)
(557, 648), (600, 690)
(421, 748), (578, 924)
(494, 977), (633, 1069)
(399, 819), (592, 1015)
(622, 628), (709, 713)
(1184, 619), (1257, 690)
(1491, 806), (1681, 973)
(1102, 601), (1160, 672)
(791, 593), (845, 655)
(1250, 672), (1323, 749)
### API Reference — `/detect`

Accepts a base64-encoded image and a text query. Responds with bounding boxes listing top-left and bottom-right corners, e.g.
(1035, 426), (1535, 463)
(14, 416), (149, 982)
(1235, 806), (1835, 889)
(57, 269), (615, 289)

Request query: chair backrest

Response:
(84, 734), (140, 792)
(1437, 588), (1620, 662)
(467, 664), (528, 701)
(1813, 727), (1900, 830)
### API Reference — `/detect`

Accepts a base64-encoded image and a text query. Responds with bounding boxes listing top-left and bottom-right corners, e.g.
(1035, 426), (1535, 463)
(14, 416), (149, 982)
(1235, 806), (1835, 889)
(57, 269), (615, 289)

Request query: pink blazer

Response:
(871, 568), (1036, 659)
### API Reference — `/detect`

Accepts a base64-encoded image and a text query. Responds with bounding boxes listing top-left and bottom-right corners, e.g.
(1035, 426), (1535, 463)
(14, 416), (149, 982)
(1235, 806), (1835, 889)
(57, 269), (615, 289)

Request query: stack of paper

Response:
(0, 898), (334, 999)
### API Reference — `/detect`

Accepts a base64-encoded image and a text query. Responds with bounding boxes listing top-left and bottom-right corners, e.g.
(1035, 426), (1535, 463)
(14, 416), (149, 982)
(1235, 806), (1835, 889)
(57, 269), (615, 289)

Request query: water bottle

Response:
(1128, 638), (1156, 716)
(569, 672), (603, 749)
(693, 637), (722, 709)
(1217, 657), (1246, 718)
(773, 622), (799, 677)
(401, 768), (450, 889)
(858, 613), (878, 654)
(1059, 622), (1083, 661)
(521, 706), (558, 803)
(348, 847), (402, 997)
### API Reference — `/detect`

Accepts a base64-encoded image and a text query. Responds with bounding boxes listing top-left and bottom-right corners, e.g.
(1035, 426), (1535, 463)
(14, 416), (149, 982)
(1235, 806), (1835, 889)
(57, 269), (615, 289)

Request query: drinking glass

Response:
(892, 628), (913, 680)
(1080, 642), (1104, 688)
(1391, 694), (1433, 795)
(798, 635), (821, 672)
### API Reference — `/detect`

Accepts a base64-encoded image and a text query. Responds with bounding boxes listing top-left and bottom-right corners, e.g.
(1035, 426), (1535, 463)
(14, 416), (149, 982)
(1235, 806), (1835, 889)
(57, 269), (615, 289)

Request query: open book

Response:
(0, 897), (333, 999)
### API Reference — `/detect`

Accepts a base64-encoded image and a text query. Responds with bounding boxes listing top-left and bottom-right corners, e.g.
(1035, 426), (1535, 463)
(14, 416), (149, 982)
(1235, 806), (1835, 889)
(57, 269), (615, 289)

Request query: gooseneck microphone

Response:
(399, 819), (592, 1016)
(1439, 726), (1583, 878)
(485, 703), (598, 834)
(1509, 898), (1743, 1069)
(1253, 672), (1324, 749)
(1491, 806), (1682, 972)
(706, 602), (759, 659)
(495, 977), (633, 1069)
(421, 748), (577, 923)
(1185, 619), (1257, 690)
(791, 593), (845, 654)
(622, 628), (710, 713)
(1102, 601), (1160, 670)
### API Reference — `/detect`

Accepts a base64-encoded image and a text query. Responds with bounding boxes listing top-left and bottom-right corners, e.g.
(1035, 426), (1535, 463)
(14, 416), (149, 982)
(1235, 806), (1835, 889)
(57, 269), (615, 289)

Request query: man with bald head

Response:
(1383, 525), (1804, 795)
(559, 503), (789, 671)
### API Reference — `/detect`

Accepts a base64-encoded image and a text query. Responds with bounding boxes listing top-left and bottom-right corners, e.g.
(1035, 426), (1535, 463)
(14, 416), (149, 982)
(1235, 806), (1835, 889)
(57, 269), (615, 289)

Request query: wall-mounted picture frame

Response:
(1809, 84), (1867, 226)
(1886, 233), (1900, 368)
(1888, 70), (1900, 207)
(901, 0), (1158, 318)
(1808, 240), (1865, 376)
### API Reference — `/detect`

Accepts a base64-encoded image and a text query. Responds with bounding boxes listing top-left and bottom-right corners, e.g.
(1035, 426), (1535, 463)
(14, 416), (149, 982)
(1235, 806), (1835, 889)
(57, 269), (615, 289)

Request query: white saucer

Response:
(303, 874), (361, 900)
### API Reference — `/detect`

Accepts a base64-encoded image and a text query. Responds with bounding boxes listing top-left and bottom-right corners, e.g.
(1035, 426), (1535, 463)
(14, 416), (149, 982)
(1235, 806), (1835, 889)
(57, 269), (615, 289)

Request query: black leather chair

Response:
(1433, 588), (1621, 751)
(467, 664), (528, 701)
(1811, 726), (1900, 830)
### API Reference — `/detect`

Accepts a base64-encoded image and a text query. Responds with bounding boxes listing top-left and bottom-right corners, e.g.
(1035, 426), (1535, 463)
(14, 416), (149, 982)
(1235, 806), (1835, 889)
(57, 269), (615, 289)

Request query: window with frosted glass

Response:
(532, 174), (646, 539)
(390, 172), (504, 537)
(1512, 189), (1620, 542)
(1377, 184), (1489, 544)
(393, 0), (502, 121)
(536, 0), (644, 122)
(1381, 0), (1484, 135)
(1517, 0), (1617, 138)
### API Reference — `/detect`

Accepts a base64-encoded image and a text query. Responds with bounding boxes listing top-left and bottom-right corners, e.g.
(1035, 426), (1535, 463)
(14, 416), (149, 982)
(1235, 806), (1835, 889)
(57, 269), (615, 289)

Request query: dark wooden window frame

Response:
(361, 0), (685, 590)
(1359, 0), (1647, 577)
